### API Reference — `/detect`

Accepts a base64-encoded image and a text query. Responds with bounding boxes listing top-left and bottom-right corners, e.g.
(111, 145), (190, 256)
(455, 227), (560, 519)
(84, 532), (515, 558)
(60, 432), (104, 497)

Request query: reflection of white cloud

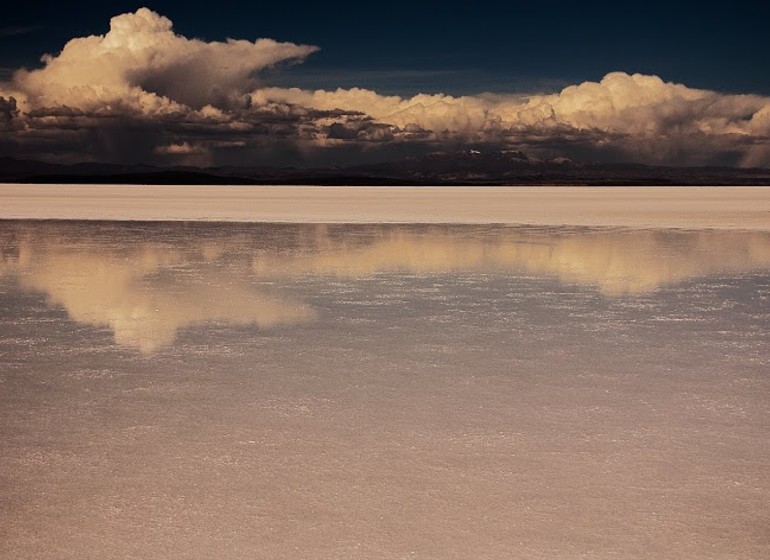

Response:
(3, 225), (770, 352)
(1, 9), (770, 165)
(503, 231), (770, 295)
(252, 227), (770, 296)
(3, 238), (314, 354)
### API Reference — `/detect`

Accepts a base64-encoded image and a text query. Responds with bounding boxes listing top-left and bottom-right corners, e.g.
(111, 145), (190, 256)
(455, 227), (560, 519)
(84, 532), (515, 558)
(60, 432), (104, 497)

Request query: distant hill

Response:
(2, 153), (770, 186)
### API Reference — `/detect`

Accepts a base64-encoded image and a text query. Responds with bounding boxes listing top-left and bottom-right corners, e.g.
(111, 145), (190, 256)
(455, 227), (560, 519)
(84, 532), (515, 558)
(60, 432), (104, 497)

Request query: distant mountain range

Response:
(2, 151), (770, 186)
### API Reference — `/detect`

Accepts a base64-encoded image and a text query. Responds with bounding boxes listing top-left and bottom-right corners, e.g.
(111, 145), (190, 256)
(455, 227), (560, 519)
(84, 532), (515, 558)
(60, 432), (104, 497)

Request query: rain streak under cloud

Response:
(2, 7), (770, 167)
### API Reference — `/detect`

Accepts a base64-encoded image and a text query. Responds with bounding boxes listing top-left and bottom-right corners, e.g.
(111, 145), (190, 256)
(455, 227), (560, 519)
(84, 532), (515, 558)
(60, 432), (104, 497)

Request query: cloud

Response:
(1, 8), (769, 166)
(9, 8), (316, 113)
(250, 87), (495, 135)
(154, 141), (207, 155)
(0, 96), (19, 131)
(251, 73), (770, 165)
(0, 8), (323, 163)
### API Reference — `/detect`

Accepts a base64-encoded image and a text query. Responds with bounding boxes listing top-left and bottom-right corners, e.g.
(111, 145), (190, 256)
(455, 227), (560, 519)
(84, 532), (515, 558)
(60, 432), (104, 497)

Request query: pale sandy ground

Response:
(2, 184), (770, 229)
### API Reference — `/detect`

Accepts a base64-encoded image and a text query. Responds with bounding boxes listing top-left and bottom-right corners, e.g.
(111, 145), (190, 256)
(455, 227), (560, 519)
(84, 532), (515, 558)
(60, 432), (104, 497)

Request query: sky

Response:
(1, 1), (769, 168)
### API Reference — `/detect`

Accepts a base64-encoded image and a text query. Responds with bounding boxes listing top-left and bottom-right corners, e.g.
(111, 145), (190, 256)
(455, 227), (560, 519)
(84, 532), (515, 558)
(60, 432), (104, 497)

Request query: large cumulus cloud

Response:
(9, 7), (317, 113)
(1, 7), (770, 166)
(253, 73), (770, 165)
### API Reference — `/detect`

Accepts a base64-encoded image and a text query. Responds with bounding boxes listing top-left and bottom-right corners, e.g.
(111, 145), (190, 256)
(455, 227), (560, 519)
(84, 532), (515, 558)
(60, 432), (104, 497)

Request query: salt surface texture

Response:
(3, 185), (770, 230)
(1, 221), (769, 559)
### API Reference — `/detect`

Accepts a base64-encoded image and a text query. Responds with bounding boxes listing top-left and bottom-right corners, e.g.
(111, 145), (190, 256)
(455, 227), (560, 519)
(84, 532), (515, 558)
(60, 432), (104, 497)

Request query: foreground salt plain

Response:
(1, 220), (768, 559)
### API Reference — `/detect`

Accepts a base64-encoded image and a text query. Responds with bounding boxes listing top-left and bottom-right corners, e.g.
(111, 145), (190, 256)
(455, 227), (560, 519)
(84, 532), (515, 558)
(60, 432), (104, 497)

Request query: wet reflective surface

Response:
(1, 221), (769, 559)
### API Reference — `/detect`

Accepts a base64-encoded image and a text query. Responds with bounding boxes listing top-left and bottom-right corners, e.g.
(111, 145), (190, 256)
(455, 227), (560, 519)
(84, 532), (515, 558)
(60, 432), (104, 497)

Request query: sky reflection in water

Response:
(1, 221), (769, 353)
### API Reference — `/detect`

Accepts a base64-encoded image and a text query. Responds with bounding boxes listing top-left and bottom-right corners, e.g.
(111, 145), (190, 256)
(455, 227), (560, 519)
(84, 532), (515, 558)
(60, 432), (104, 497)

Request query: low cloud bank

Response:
(1, 8), (769, 167)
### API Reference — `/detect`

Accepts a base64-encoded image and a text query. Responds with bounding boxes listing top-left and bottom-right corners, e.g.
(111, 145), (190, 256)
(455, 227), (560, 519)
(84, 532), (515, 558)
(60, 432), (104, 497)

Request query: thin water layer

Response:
(1, 221), (769, 559)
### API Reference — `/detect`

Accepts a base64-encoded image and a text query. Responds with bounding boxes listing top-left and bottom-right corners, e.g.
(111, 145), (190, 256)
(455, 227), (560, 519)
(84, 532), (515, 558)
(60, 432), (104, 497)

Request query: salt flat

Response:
(2, 184), (770, 229)
(2, 221), (769, 559)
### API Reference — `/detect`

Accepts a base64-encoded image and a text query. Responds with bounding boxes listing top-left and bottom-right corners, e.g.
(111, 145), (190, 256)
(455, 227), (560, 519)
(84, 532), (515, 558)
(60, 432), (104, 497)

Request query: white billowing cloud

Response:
(251, 88), (496, 134)
(6, 7), (317, 115)
(252, 72), (770, 143)
(1, 7), (769, 166)
(532, 73), (769, 138)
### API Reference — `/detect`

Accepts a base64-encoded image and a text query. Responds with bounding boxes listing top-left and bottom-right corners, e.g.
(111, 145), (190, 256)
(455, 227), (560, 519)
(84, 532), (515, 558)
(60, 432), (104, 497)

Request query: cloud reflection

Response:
(251, 226), (770, 296)
(2, 223), (770, 353)
(0, 226), (315, 353)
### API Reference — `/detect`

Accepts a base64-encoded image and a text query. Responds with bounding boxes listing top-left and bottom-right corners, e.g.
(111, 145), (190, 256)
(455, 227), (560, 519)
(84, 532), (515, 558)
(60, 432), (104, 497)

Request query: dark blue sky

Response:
(2, 1), (769, 96)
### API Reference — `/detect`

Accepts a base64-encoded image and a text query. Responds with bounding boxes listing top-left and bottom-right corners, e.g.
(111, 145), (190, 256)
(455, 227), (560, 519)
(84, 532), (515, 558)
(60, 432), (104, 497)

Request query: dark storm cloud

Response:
(326, 121), (395, 142)
(0, 96), (20, 131)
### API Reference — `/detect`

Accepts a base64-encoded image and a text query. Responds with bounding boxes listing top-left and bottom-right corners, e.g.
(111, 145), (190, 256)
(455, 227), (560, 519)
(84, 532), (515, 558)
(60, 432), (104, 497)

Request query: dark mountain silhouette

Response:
(2, 152), (770, 186)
